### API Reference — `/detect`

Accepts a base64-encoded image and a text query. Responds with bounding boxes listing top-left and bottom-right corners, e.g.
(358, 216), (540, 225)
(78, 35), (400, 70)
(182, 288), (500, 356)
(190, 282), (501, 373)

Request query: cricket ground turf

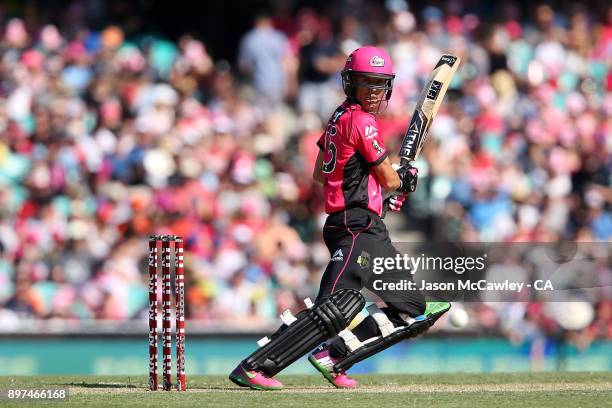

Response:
(1, 372), (610, 407)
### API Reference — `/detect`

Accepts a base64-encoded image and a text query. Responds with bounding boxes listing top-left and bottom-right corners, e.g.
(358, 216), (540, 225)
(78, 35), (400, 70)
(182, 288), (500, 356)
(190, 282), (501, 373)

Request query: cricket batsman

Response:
(229, 46), (450, 390)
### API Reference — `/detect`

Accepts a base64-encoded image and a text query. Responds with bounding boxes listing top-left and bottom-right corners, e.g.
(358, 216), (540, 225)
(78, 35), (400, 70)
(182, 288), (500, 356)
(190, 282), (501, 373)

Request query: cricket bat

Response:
(399, 54), (461, 166)
(382, 54), (460, 218)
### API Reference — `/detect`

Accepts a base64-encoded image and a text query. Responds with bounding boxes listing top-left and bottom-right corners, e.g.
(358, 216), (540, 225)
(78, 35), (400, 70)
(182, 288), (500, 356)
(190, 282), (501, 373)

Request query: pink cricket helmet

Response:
(343, 45), (394, 76)
(341, 46), (395, 110)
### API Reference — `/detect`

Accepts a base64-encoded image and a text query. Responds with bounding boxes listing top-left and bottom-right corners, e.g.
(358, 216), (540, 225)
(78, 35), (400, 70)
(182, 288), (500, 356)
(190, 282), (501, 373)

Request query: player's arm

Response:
(313, 150), (324, 185)
(372, 158), (400, 191)
(373, 159), (419, 193)
(353, 116), (418, 193)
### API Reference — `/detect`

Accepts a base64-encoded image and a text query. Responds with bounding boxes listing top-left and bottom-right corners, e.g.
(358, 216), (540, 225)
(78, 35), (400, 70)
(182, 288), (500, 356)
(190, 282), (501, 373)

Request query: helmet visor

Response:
(342, 71), (394, 113)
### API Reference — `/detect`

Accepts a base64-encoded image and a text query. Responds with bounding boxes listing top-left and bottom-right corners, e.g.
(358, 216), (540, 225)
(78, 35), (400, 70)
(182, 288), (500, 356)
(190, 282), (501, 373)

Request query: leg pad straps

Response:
(333, 303), (450, 372)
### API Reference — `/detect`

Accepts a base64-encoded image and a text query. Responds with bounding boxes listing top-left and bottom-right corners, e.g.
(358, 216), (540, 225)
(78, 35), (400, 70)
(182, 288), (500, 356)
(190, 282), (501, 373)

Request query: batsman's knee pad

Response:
(243, 288), (365, 376)
(333, 302), (450, 372)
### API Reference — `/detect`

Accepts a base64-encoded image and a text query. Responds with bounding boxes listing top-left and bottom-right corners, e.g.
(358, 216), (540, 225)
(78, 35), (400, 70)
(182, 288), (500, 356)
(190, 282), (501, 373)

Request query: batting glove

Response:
(384, 194), (408, 212)
(395, 165), (418, 193)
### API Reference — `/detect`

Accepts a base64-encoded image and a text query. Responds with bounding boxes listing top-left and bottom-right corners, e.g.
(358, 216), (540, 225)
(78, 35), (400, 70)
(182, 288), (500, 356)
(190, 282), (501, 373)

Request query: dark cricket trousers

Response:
(316, 207), (426, 358)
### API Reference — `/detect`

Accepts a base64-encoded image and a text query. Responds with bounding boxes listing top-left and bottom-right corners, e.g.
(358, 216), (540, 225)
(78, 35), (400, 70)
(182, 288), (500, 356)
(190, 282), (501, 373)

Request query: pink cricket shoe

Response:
(308, 345), (358, 389)
(229, 364), (283, 391)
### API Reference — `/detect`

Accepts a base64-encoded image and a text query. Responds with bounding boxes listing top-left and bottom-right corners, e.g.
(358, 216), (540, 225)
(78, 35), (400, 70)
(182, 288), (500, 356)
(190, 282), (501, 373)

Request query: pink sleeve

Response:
(352, 114), (388, 166)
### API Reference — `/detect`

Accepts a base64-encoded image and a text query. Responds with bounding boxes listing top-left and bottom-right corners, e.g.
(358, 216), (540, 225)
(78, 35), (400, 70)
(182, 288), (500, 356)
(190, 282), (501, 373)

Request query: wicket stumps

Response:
(148, 237), (158, 391)
(148, 235), (186, 391)
(175, 237), (186, 391)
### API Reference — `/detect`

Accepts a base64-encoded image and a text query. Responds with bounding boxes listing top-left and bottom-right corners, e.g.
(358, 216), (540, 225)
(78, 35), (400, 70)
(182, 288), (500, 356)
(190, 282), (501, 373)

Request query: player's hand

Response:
(385, 194), (408, 212)
(395, 165), (418, 193)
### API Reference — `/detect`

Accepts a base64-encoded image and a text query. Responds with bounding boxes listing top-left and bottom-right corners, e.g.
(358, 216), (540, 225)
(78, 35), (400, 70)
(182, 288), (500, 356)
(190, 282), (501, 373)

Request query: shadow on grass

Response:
(61, 382), (252, 391)
(62, 382), (139, 389)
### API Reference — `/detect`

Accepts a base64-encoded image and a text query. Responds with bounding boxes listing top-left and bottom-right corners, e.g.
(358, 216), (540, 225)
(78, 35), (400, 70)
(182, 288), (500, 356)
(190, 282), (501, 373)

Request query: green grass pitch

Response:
(1, 372), (611, 407)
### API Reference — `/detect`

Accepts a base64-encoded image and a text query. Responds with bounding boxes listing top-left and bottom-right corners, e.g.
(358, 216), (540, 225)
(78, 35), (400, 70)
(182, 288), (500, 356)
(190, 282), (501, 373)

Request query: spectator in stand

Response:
(296, 11), (345, 119)
(238, 13), (295, 108)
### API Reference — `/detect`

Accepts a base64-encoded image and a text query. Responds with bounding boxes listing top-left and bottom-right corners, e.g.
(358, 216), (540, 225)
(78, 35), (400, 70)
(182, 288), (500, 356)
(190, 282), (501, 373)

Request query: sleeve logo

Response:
(364, 124), (378, 139)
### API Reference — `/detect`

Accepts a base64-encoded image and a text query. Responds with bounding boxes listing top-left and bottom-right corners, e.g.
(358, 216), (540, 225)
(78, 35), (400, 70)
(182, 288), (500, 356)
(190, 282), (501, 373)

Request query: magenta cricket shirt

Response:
(317, 101), (388, 217)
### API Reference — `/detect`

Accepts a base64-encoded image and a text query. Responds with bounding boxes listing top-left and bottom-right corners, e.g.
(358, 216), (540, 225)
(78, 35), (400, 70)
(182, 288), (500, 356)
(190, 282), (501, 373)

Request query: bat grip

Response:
(399, 158), (410, 167)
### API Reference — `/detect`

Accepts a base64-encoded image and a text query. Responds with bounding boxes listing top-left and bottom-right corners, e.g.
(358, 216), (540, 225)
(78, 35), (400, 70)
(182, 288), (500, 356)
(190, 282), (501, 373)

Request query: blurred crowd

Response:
(0, 0), (610, 348)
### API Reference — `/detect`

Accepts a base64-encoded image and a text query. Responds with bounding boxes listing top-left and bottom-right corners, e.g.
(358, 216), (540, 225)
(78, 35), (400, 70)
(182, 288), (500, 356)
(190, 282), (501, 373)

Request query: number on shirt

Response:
(322, 141), (336, 173)
(322, 124), (337, 173)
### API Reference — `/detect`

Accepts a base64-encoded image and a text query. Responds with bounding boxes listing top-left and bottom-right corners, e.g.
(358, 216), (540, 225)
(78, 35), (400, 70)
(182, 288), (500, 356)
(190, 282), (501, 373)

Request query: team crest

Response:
(357, 251), (370, 269)
(372, 140), (383, 156)
(370, 56), (385, 67)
